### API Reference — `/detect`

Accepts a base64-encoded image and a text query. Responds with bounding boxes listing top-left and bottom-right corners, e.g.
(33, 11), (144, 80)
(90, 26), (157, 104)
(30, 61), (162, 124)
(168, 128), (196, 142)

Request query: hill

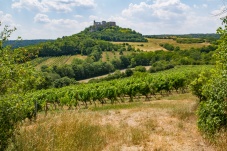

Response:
(79, 21), (147, 42)
(3, 39), (53, 49)
(25, 23), (146, 58)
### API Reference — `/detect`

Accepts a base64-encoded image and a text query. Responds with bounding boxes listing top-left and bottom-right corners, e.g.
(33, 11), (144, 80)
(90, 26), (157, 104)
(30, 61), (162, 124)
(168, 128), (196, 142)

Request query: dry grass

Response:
(214, 131), (227, 151)
(112, 38), (210, 52)
(101, 51), (132, 62)
(8, 93), (218, 151)
(35, 55), (87, 70)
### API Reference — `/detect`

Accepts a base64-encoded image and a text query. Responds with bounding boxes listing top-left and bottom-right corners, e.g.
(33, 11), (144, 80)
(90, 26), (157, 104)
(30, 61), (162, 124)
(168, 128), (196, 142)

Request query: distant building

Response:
(108, 21), (116, 26)
(91, 20), (116, 32)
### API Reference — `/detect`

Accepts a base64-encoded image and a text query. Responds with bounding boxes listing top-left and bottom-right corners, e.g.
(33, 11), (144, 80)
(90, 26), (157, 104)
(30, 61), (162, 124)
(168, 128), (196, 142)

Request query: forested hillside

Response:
(79, 25), (148, 42)
(3, 39), (53, 49)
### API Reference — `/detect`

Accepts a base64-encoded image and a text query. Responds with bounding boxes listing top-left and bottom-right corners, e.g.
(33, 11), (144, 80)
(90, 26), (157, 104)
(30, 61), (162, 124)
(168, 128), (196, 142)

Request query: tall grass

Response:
(8, 110), (159, 151)
(9, 112), (107, 151)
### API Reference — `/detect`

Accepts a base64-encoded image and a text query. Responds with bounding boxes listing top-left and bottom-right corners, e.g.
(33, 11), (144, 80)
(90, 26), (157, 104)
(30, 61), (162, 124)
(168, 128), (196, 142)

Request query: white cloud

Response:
(202, 4), (208, 8)
(0, 11), (14, 25)
(30, 14), (91, 39)
(12, 0), (48, 12)
(89, 15), (99, 20)
(122, 0), (190, 22)
(74, 15), (83, 18)
(115, 0), (221, 34)
(0, 11), (21, 29)
(34, 13), (79, 27)
(34, 13), (51, 23)
(211, 6), (227, 17)
(12, 0), (96, 13)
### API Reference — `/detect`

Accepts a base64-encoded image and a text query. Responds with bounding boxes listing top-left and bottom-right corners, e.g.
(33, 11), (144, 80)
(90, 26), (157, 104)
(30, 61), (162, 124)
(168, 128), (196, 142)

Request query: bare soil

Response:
(96, 99), (214, 151)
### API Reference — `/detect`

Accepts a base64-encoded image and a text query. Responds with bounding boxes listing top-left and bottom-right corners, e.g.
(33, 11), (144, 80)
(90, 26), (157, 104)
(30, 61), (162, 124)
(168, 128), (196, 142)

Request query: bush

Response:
(195, 18), (227, 137)
(134, 66), (146, 72)
(125, 68), (133, 77)
(53, 77), (76, 88)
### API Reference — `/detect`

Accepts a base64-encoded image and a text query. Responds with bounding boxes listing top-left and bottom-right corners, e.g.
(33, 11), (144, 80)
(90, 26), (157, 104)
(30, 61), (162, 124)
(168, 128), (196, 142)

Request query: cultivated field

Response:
(10, 93), (226, 151)
(112, 38), (210, 52)
(101, 51), (133, 62)
(32, 38), (210, 69)
(34, 51), (133, 69)
(34, 55), (87, 70)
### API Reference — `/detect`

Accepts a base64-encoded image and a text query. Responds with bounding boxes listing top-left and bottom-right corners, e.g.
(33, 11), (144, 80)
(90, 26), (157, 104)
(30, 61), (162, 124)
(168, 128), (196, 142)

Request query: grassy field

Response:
(34, 51), (133, 69)
(34, 55), (87, 70)
(112, 38), (210, 52)
(33, 38), (211, 69)
(101, 51), (133, 62)
(8, 92), (226, 151)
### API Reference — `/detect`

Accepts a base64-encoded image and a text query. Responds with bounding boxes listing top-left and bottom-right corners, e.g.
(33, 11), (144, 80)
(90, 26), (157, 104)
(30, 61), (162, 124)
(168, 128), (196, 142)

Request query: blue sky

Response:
(0, 0), (225, 39)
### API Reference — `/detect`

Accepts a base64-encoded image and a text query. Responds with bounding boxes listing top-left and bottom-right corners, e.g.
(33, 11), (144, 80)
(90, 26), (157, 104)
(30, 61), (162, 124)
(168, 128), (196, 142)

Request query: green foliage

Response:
(149, 60), (175, 73)
(145, 34), (220, 43)
(190, 71), (210, 101)
(176, 38), (205, 44)
(0, 23), (44, 150)
(159, 43), (175, 51)
(80, 25), (148, 42)
(53, 76), (76, 88)
(125, 68), (133, 77)
(29, 36), (125, 57)
(22, 65), (211, 113)
(195, 18), (227, 136)
(3, 39), (52, 49)
(134, 66), (146, 72)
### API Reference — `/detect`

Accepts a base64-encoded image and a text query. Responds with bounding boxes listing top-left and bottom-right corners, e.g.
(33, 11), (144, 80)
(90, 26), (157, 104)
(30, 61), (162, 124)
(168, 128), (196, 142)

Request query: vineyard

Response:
(20, 65), (212, 115)
(34, 55), (87, 70)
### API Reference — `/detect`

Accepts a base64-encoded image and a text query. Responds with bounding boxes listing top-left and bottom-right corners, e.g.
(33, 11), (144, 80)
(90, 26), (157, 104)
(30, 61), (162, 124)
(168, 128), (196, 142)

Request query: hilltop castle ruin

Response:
(93, 20), (116, 27)
(90, 20), (116, 32)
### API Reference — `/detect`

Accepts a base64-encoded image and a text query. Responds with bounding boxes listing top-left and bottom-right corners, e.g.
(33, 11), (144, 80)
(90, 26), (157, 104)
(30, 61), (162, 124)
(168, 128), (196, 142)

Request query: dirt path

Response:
(96, 99), (214, 151)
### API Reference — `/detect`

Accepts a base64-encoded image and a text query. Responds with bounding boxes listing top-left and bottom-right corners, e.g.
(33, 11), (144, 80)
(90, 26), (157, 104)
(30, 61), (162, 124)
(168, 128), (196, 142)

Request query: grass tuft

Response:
(9, 113), (107, 151)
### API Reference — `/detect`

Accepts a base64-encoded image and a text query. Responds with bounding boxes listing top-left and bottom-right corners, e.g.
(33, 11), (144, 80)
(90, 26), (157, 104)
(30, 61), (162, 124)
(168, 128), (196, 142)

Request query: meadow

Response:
(7, 92), (226, 151)
(112, 38), (210, 52)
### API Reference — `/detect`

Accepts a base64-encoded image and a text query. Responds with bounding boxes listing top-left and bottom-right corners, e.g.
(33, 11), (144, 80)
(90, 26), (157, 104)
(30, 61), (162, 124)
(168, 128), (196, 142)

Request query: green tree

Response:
(196, 18), (227, 136)
(0, 23), (44, 150)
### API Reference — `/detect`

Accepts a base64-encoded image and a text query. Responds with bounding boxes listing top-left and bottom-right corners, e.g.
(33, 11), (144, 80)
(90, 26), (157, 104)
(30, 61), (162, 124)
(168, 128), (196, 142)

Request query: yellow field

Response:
(35, 55), (87, 70)
(112, 38), (210, 52)
(101, 51), (133, 62)
(34, 51), (132, 69)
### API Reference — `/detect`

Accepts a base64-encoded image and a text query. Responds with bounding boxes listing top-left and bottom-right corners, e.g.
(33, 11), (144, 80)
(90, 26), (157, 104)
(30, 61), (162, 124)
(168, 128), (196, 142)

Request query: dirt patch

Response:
(98, 99), (214, 151)
(18, 98), (215, 151)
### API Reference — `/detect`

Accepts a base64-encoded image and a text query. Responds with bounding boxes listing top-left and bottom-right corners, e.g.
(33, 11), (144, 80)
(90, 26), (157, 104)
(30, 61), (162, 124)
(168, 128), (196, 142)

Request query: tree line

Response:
(39, 44), (217, 88)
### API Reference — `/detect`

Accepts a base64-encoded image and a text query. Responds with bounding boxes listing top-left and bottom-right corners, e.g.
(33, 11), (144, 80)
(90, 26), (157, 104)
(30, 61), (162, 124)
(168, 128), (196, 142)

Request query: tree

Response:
(0, 23), (44, 150)
(196, 18), (227, 136)
(134, 66), (146, 72)
(125, 68), (133, 77)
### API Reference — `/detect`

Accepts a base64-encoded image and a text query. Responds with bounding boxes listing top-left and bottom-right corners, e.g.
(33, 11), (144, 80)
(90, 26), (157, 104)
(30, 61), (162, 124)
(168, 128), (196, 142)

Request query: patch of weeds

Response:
(177, 121), (184, 129)
(9, 114), (107, 151)
(163, 92), (196, 101)
(144, 119), (158, 131)
(171, 106), (194, 120)
(130, 128), (149, 145)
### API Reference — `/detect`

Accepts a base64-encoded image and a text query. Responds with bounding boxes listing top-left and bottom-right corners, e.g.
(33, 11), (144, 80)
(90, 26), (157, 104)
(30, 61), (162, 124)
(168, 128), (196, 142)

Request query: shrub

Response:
(195, 18), (227, 137)
(134, 66), (146, 72)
